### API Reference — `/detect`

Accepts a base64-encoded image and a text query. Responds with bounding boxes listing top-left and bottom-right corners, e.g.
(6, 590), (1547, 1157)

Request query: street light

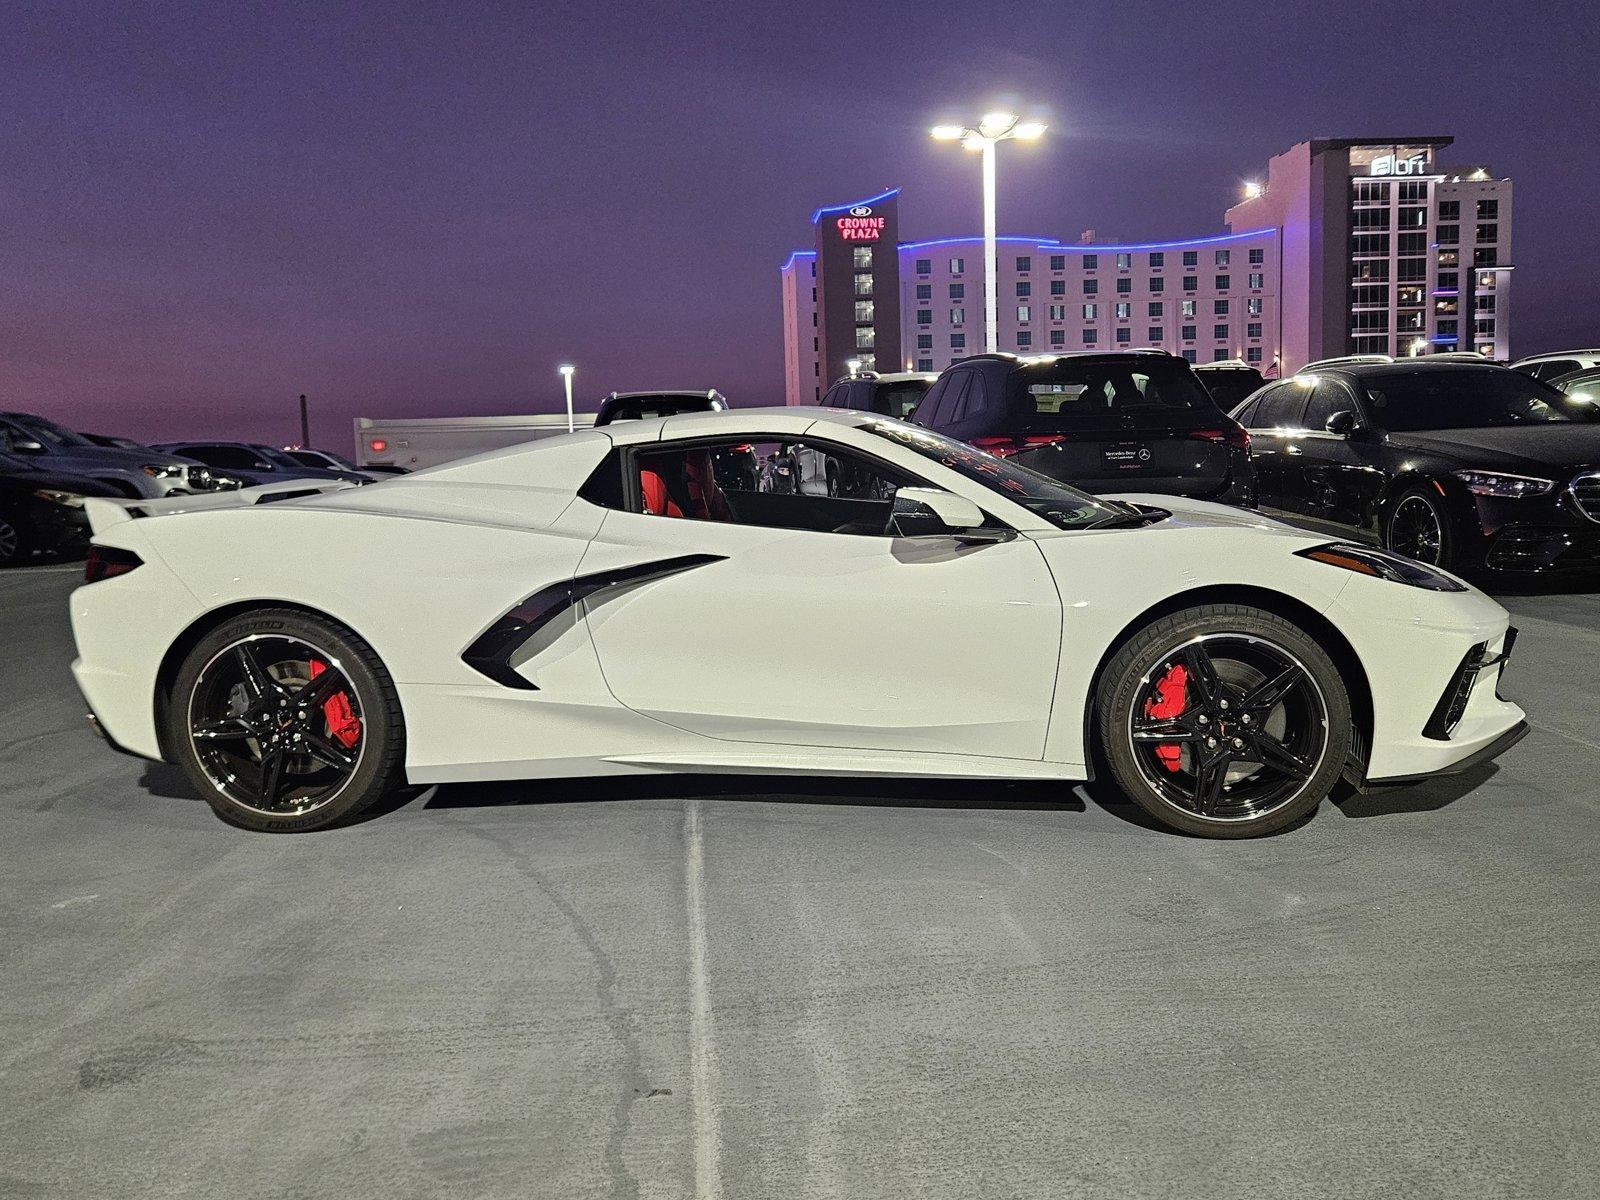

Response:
(557, 363), (576, 432)
(931, 111), (1047, 354)
(845, 357), (862, 378)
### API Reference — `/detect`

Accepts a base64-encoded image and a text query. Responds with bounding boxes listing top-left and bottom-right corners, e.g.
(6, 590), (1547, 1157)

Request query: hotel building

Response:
(781, 136), (1513, 406)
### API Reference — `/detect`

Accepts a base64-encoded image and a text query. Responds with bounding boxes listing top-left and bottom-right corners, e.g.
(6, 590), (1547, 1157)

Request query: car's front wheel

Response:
(1384, 486), (1455, 570)
(1096, 604), (1352, 838)
(0, 513), (27, 566)
(166, 608), (405, 832)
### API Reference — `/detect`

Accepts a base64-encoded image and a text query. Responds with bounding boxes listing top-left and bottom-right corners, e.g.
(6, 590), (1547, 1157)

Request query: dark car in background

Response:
(155, 442), (372, 487)
(820, 372), (936, 419)
(908, 351), (1255, 504)
(284, 447), (406, 476)
(0, 453), (122, 566)
(1232, 361), (1600, 573)
(594, 390), (728, 426)
(0, 411), (210, 498)
(1193, 359), (1267, 413)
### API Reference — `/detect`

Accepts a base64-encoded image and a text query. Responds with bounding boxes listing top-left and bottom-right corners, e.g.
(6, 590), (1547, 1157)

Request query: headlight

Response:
(208, 473), (245, 490)
(1453, 470), (1553, 498)
(34, 489), (86, 508)
(142, 463), (185, 479)
(1296, 542), (1467, 592)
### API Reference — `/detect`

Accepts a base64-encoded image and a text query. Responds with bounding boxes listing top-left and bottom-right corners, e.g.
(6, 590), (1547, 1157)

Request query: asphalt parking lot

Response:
(2, 563), (1598, 1199)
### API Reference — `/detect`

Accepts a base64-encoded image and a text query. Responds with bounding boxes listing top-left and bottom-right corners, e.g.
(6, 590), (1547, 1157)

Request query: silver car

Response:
(0, 412), (211, 498)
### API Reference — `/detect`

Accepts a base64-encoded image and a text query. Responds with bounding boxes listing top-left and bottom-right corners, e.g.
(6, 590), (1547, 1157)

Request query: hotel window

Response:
(1082, 303), (1098, 319)
(855, 276), (873, 297)
(1149, 301), (1164, 317)
(1398, 311), (1424, 332)
(1017, 305), (1031, 323)
(1017, 331), (1033, 348)
(1398, 180), (1427, 202)
(856, 327), (875, 349)
(1437, 319), (1458, 336)
(1049, 304), (1066, 321)
(951, 307), (965, 325)
(1212, 348), (1231, 362)
(1350, 208), (1389, 231)
(1247, 322), (1262, 339)
(1083, 254), (1098, 269)
(1049, 329), (1065, 347)
(1473, 247), (1498, 267)
(1352, 310), (1389, 333)
(1016, 255), (1031, 272)
(949, 257), (965, 273)
(811, 263), (816, 276)
(1215, 274), (1230, 290)
(1181, 300), (1196, 317)
(1182, 275), (1197, 291)
(1116, 278), (1131, 294)
(1352, 180), (1388, 204)
(914, 307), (931, 324)
(812, 337), (818, 351)
(1248, 272), (1264, 290)
(915, 258), (931, 275)
(1477, 198), (1499, 219)
(1084, 278), (1098, 295)
(1437, 271), (1458, 290)
(951, 332), (966, 349)
(1082, 329), (1098, 345)
(1116, 328), (1132, 344)
(812, 312), (817, 326)
(1350, 233), (1389, 257)
(1050, 254), (1066, 271)
(1352, 336), (1388, 354)
(1477, 272), (1496, 289)
(915, 283), (932, 300)
(1182, 250), (1198, 267)
(1115, 302), (1131, 319)
(1148, 326), (1164, 341)
(1215, 249), (1230, 266)
(950, 283), (965, 300)
(1181, 324), (1197, 340)
(1398, 207), (1426, 228)
(1397, 285), (1424, 306)
(1181, 348), (1196, 363)
(1213, 324), (1229, 340)
(1397, 258), (1427, 282)
(1397, 232), (1427, 256)
(1149, 276), (1165, 293)
(1476, 223), (1498, 243)
(1149, 252), (1165, 268)
(853, 247), (873, 269)
(1475, 318), (1496, 336)
(1352, 260), (1390, 282)
(1116, 253), (1132, 269)
(1436, 224), (1459, 245)
(1438, 200), (1459, 220)
(1050, 279), (1066, 296)
(1016, 281), (1032, 297)
(916, 333), (933, 350)
(1435, 298), (1459, 315)
(917, 358), (934, 371)
(1437, 249), (1459, 267)
(1213, 299), (1229, 315)
(1246, 346), (1263, 364)
(1249, 248), (1264, 266)
(1351, 285), (1386, 306)
(861, 301), (879, 322)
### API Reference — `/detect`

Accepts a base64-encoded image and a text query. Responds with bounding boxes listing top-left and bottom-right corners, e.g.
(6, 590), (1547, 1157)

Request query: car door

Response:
(579, 431), (1063, 760)
(1237, 383), (1308, 511)
(1285, 378), (1371, 530)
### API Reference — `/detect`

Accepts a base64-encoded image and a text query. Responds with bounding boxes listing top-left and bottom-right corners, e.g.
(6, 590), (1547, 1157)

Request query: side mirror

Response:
(1325, 410), (1360, 436)
(12, 439), (45, 454)
(891, 486), (1012, 541)
(253, 460), (276, 471)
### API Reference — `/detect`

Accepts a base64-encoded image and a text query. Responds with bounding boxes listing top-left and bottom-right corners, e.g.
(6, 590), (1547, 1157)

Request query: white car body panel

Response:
(71, 408), (1526, 794)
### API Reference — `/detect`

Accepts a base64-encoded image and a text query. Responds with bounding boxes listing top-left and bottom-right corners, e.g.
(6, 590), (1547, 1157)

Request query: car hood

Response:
(1096, 493), (1327, 541)
(1385, 425), (1600, 474)
(0, 461), (124, 496)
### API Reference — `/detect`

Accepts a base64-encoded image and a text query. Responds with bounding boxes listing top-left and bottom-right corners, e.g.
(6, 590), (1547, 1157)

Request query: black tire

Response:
(165, 607), (405, 832)
(0, 513), (28, 566)
(1383, 485), (1454, 570)
(1096, 604), (1352, 838)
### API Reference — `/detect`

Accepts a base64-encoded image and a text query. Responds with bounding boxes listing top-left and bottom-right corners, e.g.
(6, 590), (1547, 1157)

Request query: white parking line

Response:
(684, 798), (722, 1200)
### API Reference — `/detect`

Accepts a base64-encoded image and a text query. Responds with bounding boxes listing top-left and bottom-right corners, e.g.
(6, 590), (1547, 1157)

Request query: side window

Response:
(1303, 381), (1354, 431)
(1231, 397), (1260, 425)
(923, 372), (972, 428)
(1247, 384), (1310, 429)
(820, 383), (848, 408)
(1534, 360), (1578, 381)
(630, 438), (913, 536)
(913, 376), (952, 426)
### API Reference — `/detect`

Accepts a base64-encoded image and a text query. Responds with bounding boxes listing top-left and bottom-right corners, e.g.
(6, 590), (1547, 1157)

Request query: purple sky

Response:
(4, 0), (1596, 451)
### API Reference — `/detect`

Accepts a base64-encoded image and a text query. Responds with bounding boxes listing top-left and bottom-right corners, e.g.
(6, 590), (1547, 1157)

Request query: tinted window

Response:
(872, 381), (930, 419)
(7, 414), (92, 447)
(1245, 384), (1310, 429)
(1527, 360), (1579, 381)
(183, 445), (267, 469)
(1195, 368), (1265, 412)
(820, 383), (849, 408)
(921, 371), (973, 427)
(1012, 358), (1211, 431)
(1363, 369), (1599, 431)
(1304, 381), (1355, 430)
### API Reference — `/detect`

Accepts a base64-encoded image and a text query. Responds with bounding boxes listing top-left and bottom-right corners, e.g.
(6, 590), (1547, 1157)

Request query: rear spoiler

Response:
(85, 480), (359, 536)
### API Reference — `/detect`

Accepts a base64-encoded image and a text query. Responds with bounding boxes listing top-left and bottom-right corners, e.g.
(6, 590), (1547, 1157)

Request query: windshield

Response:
(1197, 371), (1264, 412)
(253, 445), (310, 468)
(1365, 370), (1599, 430)
(8, 414), (93, 447)
(863, 421), (1119, 530)
(875, 383), (930, 419)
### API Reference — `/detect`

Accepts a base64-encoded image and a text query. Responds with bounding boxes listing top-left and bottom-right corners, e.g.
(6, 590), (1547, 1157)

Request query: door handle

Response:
(1285, 445), (1304, 455)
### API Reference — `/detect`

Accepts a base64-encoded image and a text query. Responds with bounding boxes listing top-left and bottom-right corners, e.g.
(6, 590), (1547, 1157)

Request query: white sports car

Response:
(71, 408), (1527, 837)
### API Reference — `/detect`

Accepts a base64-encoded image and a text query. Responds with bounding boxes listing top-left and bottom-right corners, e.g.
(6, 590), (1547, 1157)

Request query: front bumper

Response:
(1483, 524), (1600, 573)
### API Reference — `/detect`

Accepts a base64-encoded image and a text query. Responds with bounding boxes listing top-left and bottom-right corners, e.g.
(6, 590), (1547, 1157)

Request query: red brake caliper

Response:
(1142, 664), (1190, 773)
(309, 660), (361, 748)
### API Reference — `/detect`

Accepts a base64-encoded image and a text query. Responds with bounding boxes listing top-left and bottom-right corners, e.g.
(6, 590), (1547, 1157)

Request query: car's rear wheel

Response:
(166, 608), (405, 832)
(0, 514), (26, 566)
(1097, 604), (1352, 838)
(1385, 486), (1454, 569)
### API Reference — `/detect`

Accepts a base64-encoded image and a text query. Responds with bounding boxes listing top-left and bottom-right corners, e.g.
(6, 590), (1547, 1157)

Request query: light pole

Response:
(932, 113), (1046, 354)
(557, 363), (576, 432)
(846, 357), (862, 378)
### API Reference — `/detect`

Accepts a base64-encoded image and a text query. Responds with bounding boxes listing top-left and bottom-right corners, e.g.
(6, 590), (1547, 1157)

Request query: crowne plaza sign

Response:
(835, 205), (886, 241)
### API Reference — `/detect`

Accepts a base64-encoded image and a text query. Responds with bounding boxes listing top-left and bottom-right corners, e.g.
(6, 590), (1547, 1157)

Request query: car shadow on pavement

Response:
(1331, 762), (1499, 818)
(423, 773), (1087, 814)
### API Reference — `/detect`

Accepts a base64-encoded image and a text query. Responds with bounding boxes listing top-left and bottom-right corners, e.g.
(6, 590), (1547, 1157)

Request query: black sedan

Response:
(1232, 361), (1600, 574)
(0, 455), (122, 566)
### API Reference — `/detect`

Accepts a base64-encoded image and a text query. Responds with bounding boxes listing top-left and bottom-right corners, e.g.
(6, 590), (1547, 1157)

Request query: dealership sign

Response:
(1370, 152), (1428, 176)
(836, 205), (886, 241)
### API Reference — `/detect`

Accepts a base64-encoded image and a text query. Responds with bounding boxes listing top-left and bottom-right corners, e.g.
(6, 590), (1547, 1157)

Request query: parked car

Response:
(1549, 365), (1600, 402)
(1193, 360), (1267, 413)
(284, 447), (406, 476)
(1231, 360), (1600, 573)
(1510, 349), (1600, 382)
(154, 442), (371, 487)
(0, 453), (122, 565)
(908, 351), (1255, 504)
(75, 407), (1525, 839)
(82, 432), (147, 450)
(594, 390), (728, 426)
(0, 411), (209, 498)
(820, 372), (936, 419)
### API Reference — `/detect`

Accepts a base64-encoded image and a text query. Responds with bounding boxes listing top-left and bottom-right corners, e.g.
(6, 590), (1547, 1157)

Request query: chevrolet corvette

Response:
(71, 408), (1527, 837)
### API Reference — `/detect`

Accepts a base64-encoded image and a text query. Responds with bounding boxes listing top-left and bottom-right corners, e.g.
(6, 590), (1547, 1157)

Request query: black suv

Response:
(909, 351), (1254, 504)
(820, 372), (937, 420)
(594, 390), (728, 426)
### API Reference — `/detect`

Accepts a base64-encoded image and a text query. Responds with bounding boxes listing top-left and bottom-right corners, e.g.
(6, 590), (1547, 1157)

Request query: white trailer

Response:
(353, 412), (596, 471)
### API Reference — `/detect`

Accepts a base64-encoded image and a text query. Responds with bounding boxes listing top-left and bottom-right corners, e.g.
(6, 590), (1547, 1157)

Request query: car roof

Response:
(605, 389), (724, 400)
(1513, 349), (1600, 365)
(1309, 361), (1515, 380)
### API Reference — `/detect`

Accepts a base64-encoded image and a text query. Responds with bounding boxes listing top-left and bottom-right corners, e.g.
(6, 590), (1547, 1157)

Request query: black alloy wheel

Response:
(0, 514), (23, 565)
(1386, 488), (1452, 568)
(1098, 604), (1352, 838)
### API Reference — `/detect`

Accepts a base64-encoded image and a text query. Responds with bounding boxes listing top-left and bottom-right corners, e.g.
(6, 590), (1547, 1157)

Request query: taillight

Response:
(84, 545), (143, 584)
(1190, 423), (1250, 450)
(972, 434), (1070, 458)
(369, 438), (388, 453)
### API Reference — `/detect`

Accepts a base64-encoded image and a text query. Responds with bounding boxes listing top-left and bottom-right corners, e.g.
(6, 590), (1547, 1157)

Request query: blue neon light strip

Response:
(898, 228), (1279, 253)
(780, 250), (817, 272)
(1430, 335), (1460, 344)
(810, 188), (901, 224)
